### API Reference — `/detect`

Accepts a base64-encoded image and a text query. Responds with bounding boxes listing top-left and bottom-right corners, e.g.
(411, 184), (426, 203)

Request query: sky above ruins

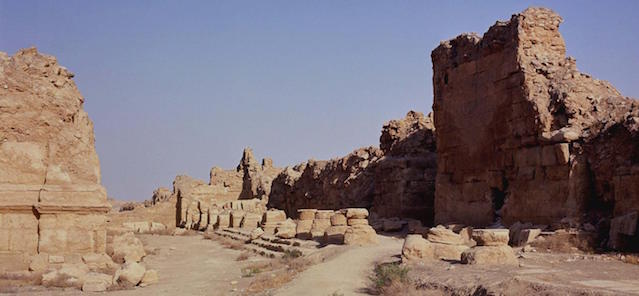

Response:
(1, 1), (638, 201)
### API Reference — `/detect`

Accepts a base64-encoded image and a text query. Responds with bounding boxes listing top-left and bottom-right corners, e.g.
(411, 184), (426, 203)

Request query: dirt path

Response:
(275, 235), (405, 296)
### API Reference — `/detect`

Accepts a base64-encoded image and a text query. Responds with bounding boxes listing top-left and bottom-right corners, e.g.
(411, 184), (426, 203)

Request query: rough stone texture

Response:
(0, 48), (110, 269)
(42, 263), (90, 288)
(324, 225), (348, 244)
(461, 245), (519, 265)
(81, 272), (113, 292)
(114, 261), (146, 287)
(431, 7), (639, 243)
(268, 112), (438, 225)
(402, 234), (435, 262)
(139, 269), (159, 287)
(427, 226), (464, 245)
(175, 148), (281, 230)
(343, 224), (378, 245)
(268, 147), (382, 216)
(373, 111), (437, 225)
(108, 232), (145, 264)
(471, 229), (510, 246)
(151, 187), (172, 205)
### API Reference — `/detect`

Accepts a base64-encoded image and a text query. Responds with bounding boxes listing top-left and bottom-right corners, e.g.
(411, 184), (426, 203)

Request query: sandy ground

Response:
(275, 235), (405, 296)
(7, 233), (639, 296)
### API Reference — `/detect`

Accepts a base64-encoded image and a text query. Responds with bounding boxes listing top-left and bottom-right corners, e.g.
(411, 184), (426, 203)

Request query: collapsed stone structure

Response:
(0, 48), (110, 270)
(174, 148), (281, 230)
(431, 7), (638, 248)
(268, 111), (437, 224)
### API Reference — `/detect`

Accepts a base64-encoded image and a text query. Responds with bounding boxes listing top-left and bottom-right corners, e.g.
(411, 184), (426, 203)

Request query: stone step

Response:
(244, 244), (280, 259)
(250, 238), (306, 255)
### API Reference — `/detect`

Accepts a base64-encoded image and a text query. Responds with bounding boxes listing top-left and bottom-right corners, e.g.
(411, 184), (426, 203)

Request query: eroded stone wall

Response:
(268, 111), (437, 224)
(0, 48), (109, 269)
(432, 8), (639, 235)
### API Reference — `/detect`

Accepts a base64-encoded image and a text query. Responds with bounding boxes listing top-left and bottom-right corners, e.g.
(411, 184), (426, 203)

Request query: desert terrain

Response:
(1, 6), (638, 296)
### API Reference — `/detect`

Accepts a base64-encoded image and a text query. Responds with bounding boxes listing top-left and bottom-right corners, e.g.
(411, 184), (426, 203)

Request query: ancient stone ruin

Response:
(431, 7), (638, 249)
(0, 48), (110, 270)
(268, 111), (437, 225)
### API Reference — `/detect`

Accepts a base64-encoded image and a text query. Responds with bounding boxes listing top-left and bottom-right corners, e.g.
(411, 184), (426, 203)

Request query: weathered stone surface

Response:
(263, 210), (287, 224)
(461, 246), (518, 265)
(432, 7), (639, 242)
(295, 220), (313, 239)
(82, 272), (113, 292)
(344, 224), (378, 245)
(345, 208), (369, 219)
(114, 261), (146, 287)
(402, 234), (435, 262)
(29, 253), (49, 272)
(609, 211), (638, 250)
(330, 213), (347, 226)
(250, 228), (265, 240)
(140, 269), (159, 287)
(298, 209), (317, 221)
(432, 243), (469, 261)
(275, 219), (297, 239)
(310, 219), (331, 238)
(0, 48), (109, 267)
(42, 263), (89, 288)
(427, 226), (464, 245)
(315, 210), (334, 220)
(151, 187), (172, 205)
(82, 253), (117, 272)
(347, 218), (369, 226)
(109, 232), (145, 264)
(324, 226), (348, 244)
(515, 229), (542, 246)
(471, 229), (509, 246)
(241, 213), (261, 230)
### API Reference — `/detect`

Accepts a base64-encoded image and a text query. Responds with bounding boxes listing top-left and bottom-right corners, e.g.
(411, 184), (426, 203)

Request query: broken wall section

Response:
(0, 48), (109, 270)
(431, 7), (639, 248)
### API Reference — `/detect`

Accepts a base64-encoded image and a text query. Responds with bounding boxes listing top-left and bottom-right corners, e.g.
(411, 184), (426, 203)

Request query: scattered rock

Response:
(461, 246), (519, 265)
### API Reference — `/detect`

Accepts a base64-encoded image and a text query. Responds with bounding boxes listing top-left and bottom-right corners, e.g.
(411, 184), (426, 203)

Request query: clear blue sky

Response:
(1, 1), (637, 201)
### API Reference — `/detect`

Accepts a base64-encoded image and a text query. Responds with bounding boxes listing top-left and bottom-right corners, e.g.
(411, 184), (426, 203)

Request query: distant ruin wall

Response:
(432, 8), (639, 233)
(268, 111), (438, 224)
(0, 48), (109, 269)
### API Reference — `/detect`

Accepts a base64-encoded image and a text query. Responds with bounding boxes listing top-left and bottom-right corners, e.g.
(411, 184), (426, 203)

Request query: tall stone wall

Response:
(432, 8), (638, 231)
(0, 48), (109, 269)
(268, 111), (438, 224)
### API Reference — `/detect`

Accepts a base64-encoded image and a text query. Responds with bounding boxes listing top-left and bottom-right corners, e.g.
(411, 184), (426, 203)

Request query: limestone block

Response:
(433, 243), (469, 261)
(296, 220), (313, 239)
(330, 213), (347, 226)
(241, 213), (261, 230)
(471, 229), (509, 246)
(427, 226), (464, 245)
(29, 253), (49, 272)
(402, 234), (435, 262)
(42, 263), (90, 288)
(275, 219), (297, 239)
(140, 269), (159, 287)
(310, 219), (331, 238)
(324, 226), (348, 244)
(114, 262), (146, 287)
(250, 228), (265, 240)
(515, 229), (542, 246)
(344, 225), (378, 245)
(262, 210), (286, 224)
(345, 208), (369, 219)
(347, 218), (369, 226)
(110, 232), (145, 264)
(123, 222), (150, 233)
(298, 209), (317, 221)
(82, 253), (118, 272)
(230, 211), (245, 228)
(315, 210), (334, 220)
(217, 212), (231, 228)
(82, 272), (113, 292)
(461, 245), (518, 265)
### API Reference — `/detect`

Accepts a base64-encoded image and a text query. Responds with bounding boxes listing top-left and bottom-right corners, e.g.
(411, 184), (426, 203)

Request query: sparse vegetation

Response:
(369, 262), (411, 295)
(241, 266), (263, 278)
(282, 249), (303, 259)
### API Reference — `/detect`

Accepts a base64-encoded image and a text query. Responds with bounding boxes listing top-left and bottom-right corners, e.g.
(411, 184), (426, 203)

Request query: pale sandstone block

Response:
(315, 210), (334, 220)
(471, 229), (509, 246)
(347, 218), (368, 226)
(345, 208), (369, 219)
(461, 245), (518, 265)
(402, 234), (435, 262)
(298, 209), (317, 221)
(330, 213), (347, 226)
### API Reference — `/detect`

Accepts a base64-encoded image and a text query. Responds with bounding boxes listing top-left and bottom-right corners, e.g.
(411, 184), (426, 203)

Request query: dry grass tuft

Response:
(621, 254), (639, 265)
(368, 262), (413, 295)
(242, 254), (314, 295)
